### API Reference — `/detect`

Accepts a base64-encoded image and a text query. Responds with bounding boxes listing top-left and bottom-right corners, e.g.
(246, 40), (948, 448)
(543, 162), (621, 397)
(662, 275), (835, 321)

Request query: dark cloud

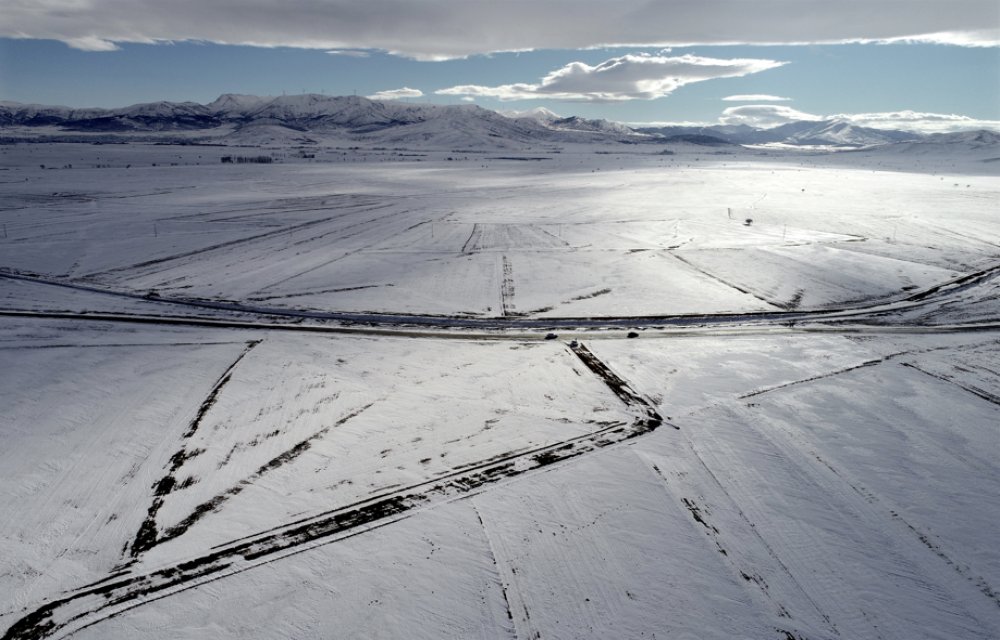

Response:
(4, 0), (997, 56)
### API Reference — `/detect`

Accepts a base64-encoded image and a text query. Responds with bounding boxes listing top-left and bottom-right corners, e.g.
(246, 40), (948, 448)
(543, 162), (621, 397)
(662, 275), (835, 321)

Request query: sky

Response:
(1, 0), (998, 131)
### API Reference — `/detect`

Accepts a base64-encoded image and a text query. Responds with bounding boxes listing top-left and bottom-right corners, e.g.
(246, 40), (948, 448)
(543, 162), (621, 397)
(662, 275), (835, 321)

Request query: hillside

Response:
(2, 95), (998, 152)
(0, 95), (643, 147)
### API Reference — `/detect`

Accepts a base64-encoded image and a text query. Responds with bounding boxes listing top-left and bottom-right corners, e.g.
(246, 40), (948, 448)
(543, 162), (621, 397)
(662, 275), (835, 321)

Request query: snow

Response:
(500, 106), (562, 123)
(3, 143), (995, 318)
(1, 137), (998, 640)
(9, 94), (994, 151)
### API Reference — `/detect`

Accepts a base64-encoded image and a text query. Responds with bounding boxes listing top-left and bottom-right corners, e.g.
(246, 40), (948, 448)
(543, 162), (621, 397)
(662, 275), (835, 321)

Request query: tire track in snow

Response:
(568, 342), (668, 429)
(667, 251), (786, 310)
(126, 339), (261, 558)
(738, 359), (883, 399)
(534, 225), (571, 248)
(147, 403), (376, 556)
(246, 284), (387, 302)
(804, 447), (1000, 612)
(158, 193), (383, 222)
(737, 337), (988, 402)
(1, 343), (666, 640)
(500, 255), (516, 316)
(471, 504), (522, 640)
(899, 361), (1000, 407)
(78, 217), (343, 281)
(636, 450), (839, 639)
(900, 262), (1000, 303)
(6, 267), (1000, 335)
(0, 341), (247, 351)
(461, 223), (482, 254)
(246, 205), (408, 295)
(714, 400), (1000, 636)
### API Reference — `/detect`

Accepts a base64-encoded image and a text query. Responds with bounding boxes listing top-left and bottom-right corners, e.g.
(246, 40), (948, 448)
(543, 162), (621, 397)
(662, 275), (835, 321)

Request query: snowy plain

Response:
(1, 138), (998, 640)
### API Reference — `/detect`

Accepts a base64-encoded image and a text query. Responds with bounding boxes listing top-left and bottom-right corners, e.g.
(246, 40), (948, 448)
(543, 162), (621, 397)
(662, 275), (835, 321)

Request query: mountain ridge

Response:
(1, 94), (996, 149)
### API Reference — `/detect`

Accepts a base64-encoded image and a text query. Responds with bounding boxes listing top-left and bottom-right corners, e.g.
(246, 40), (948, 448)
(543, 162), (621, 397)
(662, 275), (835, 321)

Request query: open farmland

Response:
(1, 141), (998, 640)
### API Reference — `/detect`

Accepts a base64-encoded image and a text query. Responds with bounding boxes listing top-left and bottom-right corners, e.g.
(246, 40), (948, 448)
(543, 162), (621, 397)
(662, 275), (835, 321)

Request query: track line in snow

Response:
(471, 504), (523, 640)
(0, 341), (247, 351)
(568, 341), (668, 429)
(806, 447), (1000, 611)
(78, 217), (343, 281)
(715, 395), (1000, 635)
(535, 225), (571, 247)
(461, 224), (482, 254)
(738, 359), (883, 399)
(5, 266), (1000, 336)
(500, 255), (516, 317)
(899, 361), (1000, 407)
(246, 284), (388, 302)
(1, 344), (667, 640)
(667, 251), (786, 311)
(636, 450), (838, 639)
(246, 206), (410, 295)
(126, 340), (261, 558)
(150, 403), (376, 555)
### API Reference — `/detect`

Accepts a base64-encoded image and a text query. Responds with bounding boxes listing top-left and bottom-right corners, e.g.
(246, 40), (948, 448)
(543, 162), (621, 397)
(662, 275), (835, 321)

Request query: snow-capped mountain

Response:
(206, 94), (273, 117)
(0, 102), (105, 127)
(637, 119), (924, 147)
(0, 95), (646, 146)
(1, 95), (996, 150)
(780, 120), (920, 146)
(546, 116), (640, 137)
(926, 129), (1000, 146)
(500, 107), (562, 124)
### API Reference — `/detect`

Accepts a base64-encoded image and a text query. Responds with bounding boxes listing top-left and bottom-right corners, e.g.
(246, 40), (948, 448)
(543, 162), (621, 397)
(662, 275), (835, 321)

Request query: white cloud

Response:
(720, 105), (824, 127)
(460, 96), (475, 102)
(722, 94), (791, 102)
(436, 54), (786, 102)
(719, 104), (1000, 133)
(625, 120), (716, 128)
(366, 87), (423, 100)
(834, 110), (1000, 133)
(326, 49), (369, 58)
(62, 35), (121, 51)
(3, 1), (997, 57)
(861, 30), (1000, 48)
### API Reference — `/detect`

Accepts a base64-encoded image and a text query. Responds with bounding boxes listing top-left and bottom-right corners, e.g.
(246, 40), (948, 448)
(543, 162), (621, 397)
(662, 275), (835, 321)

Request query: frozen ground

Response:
(1, 141), (998, 639)
(2, 142), (997, 318)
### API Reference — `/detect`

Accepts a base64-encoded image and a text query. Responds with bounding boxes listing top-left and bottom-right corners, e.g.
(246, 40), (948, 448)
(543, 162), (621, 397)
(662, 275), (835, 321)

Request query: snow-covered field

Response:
(2, 142), (997, 317)
(1, 141), (998, 639)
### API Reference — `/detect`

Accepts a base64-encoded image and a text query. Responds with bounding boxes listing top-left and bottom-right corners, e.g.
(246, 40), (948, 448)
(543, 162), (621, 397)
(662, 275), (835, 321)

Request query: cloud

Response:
(326, 49), (369, 58)
(61, 36), (121, 51)
(720, 105), (824, 127)
(4, 1), (997, 57)
(862, 30), (1000, 48)
(723, 94), (791, 102)
(719, 104), (1000, 133)
(626, 120), (716, 128)
(436, 54), (786, 102)
(366, 87), (423, 100)
(833, 110), (1000, 133)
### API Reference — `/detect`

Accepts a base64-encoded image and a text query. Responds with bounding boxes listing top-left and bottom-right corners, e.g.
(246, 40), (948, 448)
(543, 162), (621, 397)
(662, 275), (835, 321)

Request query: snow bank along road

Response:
(2, 146), (999, 639)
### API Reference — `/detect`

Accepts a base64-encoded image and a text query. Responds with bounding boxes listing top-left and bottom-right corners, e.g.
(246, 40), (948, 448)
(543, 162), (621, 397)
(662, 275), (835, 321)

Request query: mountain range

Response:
(1, 94), (997, 149)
